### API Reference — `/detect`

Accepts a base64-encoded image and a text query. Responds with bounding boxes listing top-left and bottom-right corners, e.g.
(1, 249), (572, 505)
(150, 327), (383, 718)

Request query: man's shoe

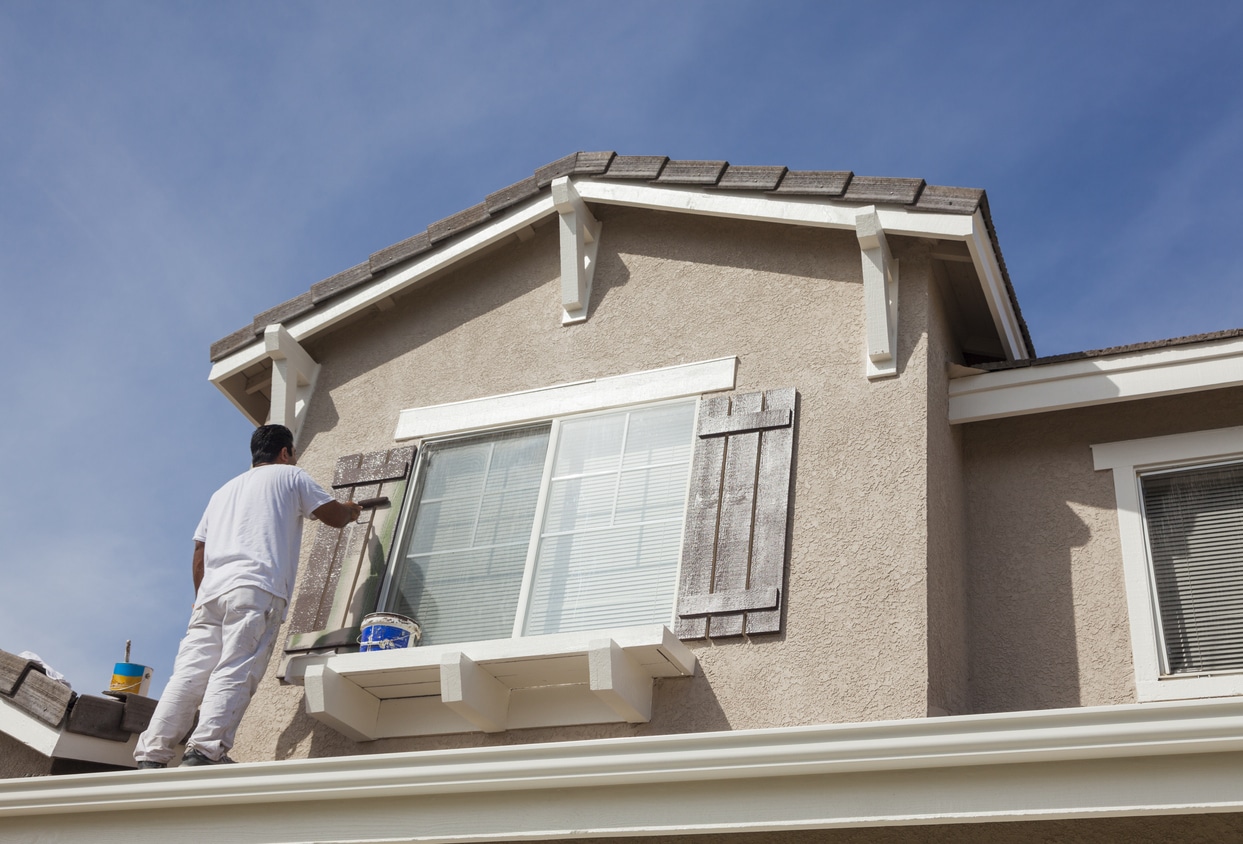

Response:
(136, 760), (167, 769)
(180, 749), (236, 766)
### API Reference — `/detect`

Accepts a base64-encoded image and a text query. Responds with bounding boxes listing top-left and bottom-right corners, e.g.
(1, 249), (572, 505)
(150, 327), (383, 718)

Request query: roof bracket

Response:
(856, 207), (900, 379)
(552, 177), (602, 324)
(264, 324), (320, 443)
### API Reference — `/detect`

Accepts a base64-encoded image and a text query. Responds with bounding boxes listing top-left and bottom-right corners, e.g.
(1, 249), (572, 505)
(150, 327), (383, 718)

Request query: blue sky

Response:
(1, 1), (1240, 697)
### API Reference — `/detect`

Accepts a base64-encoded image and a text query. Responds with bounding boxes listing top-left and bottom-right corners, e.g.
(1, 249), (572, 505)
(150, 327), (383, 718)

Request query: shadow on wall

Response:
(964, 387), (1243, 714)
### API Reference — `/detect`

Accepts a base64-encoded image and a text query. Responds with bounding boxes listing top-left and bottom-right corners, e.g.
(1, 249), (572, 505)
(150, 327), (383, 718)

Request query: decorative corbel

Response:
(855, 207), (900, 380)
(264, 323), (321, 443)
(551, 176), (602, 324)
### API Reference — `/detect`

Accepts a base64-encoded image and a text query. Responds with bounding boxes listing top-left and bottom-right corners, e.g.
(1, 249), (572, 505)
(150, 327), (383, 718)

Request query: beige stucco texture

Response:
(235, 206), (958, 760)
(962, 385), (1243, 714)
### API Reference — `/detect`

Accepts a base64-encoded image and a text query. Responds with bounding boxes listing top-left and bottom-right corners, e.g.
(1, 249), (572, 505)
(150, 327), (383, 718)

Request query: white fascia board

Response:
(575, 182), (1027, 363)
(963, 210), (1029, 360)
(394, 356), (737, 440)
(0, 696), (139, 766)
(949, 335), (1243, 423)
(3, 698), (1243, 841)
(207, 195), (560, 386)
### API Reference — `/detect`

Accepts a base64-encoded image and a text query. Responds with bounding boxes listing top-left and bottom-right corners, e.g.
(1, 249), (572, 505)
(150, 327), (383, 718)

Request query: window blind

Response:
(1142, 461), (1243, 675)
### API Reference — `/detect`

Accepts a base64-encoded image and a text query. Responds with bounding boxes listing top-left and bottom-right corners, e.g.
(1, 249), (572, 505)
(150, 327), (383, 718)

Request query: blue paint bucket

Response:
(359, 613), (421, 652)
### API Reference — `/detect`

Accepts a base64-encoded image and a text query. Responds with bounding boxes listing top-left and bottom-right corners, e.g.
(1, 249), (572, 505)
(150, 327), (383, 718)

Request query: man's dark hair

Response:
(251, 424), (294, 466)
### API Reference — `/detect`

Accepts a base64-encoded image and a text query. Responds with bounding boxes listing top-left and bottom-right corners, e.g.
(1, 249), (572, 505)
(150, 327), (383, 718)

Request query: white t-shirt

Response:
(193, 464), (335, 613)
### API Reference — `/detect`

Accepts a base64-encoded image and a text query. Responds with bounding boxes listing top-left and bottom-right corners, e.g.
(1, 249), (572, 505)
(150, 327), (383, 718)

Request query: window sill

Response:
(296, 625), (697, 741)
(1137, 674), (1243, 703)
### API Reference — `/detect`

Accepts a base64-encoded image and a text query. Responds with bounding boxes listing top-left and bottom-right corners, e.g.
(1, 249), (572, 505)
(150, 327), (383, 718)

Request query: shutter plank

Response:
(285, 447), (415, 656)
(677, 388), (797, 640)
(709, 392), (764, 638)
(746, 388), (796, 634)
(675, 396), (729, 639)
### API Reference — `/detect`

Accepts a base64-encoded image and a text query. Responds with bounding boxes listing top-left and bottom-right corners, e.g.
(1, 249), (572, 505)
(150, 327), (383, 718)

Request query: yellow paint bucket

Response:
(110, 662), (153, 696)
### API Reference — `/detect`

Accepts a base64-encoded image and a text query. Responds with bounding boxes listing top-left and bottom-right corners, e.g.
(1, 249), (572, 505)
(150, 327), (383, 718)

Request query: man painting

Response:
(135, 424), (361, 767)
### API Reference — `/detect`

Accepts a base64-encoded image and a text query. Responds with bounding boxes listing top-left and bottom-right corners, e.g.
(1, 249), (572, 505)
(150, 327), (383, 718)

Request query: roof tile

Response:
(370, 231), (432, 273)
(310, 262), (372, 304)
(253, 291), (314, 333)
(485, 177), (540, 215)
(656, 160), (728, 185)
(427, 202), (490, 244)
(712, 165), (788, 192)
(769, 170), (852, 196)
(604, 155), (669, 180)
(912, 185), (984, 214)
(534, 152), (581, 188)
(210, 153), (1015, 364)
(977, 328), (1243, 371)
(843, 176), (925, 205)
(573, 151), (616, 174)
(211, 325), (260, 362)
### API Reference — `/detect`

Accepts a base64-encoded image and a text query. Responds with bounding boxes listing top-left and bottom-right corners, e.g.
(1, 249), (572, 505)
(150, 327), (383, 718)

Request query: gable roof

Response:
(209, 151), (1032, 363)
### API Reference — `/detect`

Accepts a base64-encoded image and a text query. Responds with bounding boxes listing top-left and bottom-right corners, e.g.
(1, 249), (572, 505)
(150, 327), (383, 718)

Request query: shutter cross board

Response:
(677, 388), (796, 639)
(284, 446), (415, 661)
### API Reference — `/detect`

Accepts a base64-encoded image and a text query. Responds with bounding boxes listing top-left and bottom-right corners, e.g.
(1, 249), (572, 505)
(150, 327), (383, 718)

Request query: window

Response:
(379, 401), (698, 646)
(1093, 426), (1243, 701)
(1139, 461), (1243, 676)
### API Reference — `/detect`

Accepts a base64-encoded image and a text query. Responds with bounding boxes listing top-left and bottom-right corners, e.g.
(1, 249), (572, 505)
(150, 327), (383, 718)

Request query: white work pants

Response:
(135, 586), (285, 764)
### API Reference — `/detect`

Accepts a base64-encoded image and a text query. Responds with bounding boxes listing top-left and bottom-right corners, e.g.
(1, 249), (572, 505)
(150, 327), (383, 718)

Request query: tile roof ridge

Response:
(974, 327), (1243, 371)
(210, 152), (997, 362)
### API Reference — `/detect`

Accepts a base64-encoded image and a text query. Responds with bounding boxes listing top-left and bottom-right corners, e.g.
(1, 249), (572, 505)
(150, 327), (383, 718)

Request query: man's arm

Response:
(313, 499), (363, 529)
(192, 540), (205, 595)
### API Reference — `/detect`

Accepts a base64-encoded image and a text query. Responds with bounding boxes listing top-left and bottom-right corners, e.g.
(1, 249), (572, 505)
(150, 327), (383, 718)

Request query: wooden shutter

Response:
(676, 388), (796, 639)
(283, 446), (415, 656)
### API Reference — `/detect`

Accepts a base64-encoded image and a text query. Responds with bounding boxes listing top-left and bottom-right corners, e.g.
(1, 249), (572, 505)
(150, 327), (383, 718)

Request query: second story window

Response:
(379, 400), (698, 646)
(1140, 460), (1243, 676)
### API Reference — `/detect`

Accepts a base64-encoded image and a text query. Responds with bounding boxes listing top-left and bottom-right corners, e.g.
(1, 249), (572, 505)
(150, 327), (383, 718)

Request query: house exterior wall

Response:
(235, 206), (953, 760)
(924, 264), (969, 717)
(962, 384), (1243, 714)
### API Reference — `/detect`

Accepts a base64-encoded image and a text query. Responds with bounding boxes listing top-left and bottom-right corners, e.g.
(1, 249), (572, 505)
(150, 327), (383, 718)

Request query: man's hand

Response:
(313, 499), (364, 529)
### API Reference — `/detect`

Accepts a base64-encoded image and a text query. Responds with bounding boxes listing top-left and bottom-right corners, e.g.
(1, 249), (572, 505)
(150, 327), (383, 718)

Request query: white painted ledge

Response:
(3, 698), (1243, 842)
(299, 625), (696, 741)
(948, 334), (1243, 423)
(394, 356), (737, 440)
(0, 695), (138, 767)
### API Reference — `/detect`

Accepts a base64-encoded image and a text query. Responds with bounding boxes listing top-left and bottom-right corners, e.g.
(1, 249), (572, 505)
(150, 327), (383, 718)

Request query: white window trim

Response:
(393, 356), (736, 440)
(292, 359), (735, 738)
(381, 397), (700, 641)
(1092, 425), (1243, 702)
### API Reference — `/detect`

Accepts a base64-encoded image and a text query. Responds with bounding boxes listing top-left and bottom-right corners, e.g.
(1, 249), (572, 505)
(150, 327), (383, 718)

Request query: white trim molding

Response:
(949, 334), (1243, 423)
(0, 696), (139, 768)
(298, 625), (696, 741)
(551, 176), (601, 324)
(3, 698), (1243, 842)
(210, 179), (1030, 424)
(264, 324), (320, 443)
(1093, 426), (1243, 702)
(394, 356), (737, 441)
(855, 207), (899, 379)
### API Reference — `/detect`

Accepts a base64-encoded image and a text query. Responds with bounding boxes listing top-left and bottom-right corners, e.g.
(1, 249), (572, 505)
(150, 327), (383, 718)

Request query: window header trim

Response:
(394, 357), (737, 441)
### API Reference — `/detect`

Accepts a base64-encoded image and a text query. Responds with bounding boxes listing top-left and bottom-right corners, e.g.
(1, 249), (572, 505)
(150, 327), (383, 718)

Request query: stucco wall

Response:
(234, 206), (946, 760)
(924, 262), (968, 717)
(963, 385), (1243, 713)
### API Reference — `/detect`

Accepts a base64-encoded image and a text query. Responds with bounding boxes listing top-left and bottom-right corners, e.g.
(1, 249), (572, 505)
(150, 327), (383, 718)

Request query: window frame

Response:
(378, 397), (701, 644)
(1092, 425), (1243, 702)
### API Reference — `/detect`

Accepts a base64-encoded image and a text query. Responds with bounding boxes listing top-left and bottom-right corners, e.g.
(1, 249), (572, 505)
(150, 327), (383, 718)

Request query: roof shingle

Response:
(213, 151), (1024, 362)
